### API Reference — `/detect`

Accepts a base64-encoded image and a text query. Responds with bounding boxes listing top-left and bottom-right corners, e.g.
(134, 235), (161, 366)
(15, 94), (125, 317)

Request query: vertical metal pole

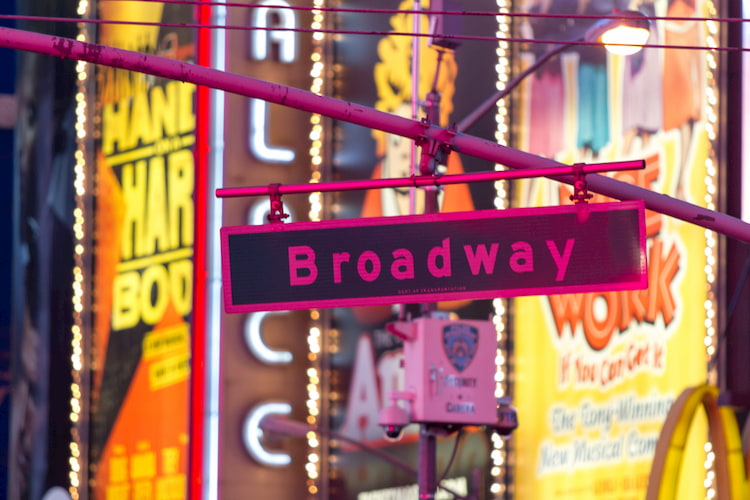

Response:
(412, 3), (438, 498)
(410, 0), (421, 214)
(418, 426), (437, 499)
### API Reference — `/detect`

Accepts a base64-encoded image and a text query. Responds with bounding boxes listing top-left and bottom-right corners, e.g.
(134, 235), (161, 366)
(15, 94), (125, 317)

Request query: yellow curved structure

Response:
(647, 384), (747, 499)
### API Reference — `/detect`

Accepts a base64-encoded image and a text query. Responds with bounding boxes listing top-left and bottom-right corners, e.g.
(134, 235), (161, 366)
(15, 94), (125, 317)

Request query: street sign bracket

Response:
(416, 121), (454, 176)
(570, 163), (593, 205)
(267, 183), (289, 224)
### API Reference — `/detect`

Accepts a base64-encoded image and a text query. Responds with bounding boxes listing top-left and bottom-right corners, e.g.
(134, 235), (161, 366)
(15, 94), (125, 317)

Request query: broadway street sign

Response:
(221, 201), (647, 313)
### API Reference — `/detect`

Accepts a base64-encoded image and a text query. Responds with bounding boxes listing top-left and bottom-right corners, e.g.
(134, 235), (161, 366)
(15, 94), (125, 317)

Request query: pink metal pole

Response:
(2, 26), (748, 242)
(216, 159), (645, 198)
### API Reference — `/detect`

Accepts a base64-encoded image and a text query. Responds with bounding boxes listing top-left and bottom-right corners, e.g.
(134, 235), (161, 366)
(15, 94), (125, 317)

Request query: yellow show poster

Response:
(512, 1), (714, 498)
(92, 2), (195, 498)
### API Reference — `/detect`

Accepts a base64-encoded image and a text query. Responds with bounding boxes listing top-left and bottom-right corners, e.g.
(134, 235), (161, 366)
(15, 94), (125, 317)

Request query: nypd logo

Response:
(442, 323), (479, 372)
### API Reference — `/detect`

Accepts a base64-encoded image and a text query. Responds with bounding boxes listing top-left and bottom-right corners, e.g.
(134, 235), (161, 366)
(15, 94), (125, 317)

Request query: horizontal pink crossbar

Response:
(216, 160), (645, 198)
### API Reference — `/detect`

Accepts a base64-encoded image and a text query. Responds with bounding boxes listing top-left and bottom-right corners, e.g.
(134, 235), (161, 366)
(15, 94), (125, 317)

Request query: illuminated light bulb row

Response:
(492, 2), (511, 498)
(702, 1), (718, 382)
(306, 320), (323, 495)
(306, 1), (327, 496)
(308, 4), (325, 224)
(69, 3), (91, 499)
(704, 441), (716, 496)
(702, 2), (719, 495)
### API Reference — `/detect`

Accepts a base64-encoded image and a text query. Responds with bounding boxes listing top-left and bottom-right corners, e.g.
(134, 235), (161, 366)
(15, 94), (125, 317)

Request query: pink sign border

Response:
(221, 201), (648, 313)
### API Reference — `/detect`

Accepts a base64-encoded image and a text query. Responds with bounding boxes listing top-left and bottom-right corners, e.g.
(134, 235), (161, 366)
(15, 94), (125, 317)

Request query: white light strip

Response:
(250, 0), (297, 63)
(70, 2), (91, 498)
(491, 1), (511, 498)
(702, 0), (719, 387)
(702, 2), (719, 496)
(249, 98), (296, 162)
(242, 402), (293, 466)
(306, 0), (326, 495)
(204, 2), (228, 500)
(244, 311), (294, 364)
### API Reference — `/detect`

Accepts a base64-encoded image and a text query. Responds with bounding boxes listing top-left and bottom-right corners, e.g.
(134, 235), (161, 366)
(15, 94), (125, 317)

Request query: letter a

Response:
(391, 249), (415, 280)
(288, 245), (317, 286)
(510, 241), (534, 274)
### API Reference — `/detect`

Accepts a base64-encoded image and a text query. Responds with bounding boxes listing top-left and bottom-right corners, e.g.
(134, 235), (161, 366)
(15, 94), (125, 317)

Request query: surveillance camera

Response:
(491, 397), (518, 436)
(383, 424), (405, 441)
(378, 403), (410, 442)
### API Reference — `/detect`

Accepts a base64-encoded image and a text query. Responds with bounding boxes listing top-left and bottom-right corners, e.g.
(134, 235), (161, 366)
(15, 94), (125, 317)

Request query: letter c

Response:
(244, 311), (293, 364)
(243, 402), (292, 467)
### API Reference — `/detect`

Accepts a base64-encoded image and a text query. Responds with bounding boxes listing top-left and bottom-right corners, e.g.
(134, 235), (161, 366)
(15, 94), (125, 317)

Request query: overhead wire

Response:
(1, 0), (748, 52)
(96, 0), (750, 25)
(0, 11), (748, 53)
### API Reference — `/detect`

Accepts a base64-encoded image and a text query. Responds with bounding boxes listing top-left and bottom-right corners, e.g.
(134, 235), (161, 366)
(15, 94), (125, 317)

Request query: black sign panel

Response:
(221, 201), (647, 312)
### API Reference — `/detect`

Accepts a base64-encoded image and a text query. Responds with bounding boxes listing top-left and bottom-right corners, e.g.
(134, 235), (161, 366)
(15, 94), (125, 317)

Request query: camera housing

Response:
(378, 401), (411, 441)
(383, 424), (405, 441)
(491, 397), (518, 436)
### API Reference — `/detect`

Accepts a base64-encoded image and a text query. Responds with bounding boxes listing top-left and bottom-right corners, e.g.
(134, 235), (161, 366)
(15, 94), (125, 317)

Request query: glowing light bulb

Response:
(601, 25), (651, 56)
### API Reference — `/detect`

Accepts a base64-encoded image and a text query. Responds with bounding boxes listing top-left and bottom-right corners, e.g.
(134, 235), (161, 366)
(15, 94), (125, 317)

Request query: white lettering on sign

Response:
(242, 402), (292, 466)
(357, 477), (468, 500)
(249, 99), (295, 163)
(444, 375), (477, 388)
(244, 311), (293, 364)
(250, 0), (297, 63)
(248, 0), (297, 163)
(446, 401), (476, 414)
(287, 237), (576, 286)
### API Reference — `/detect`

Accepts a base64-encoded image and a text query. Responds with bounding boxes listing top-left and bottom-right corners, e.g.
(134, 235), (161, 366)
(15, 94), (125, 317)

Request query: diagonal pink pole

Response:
(1, 25), (748, 242)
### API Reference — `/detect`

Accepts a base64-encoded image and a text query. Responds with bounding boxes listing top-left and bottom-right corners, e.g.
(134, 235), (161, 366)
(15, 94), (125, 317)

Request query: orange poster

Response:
(92, 2), (195, 497)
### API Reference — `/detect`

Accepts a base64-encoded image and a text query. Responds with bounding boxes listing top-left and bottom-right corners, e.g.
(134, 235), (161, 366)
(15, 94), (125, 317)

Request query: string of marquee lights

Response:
(703, 5), (719, 386)
(490, 2), (511, 499)
(305, 0), (326, 496)
(702, 2), (720, 497)
(69, 0), (92, 498)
